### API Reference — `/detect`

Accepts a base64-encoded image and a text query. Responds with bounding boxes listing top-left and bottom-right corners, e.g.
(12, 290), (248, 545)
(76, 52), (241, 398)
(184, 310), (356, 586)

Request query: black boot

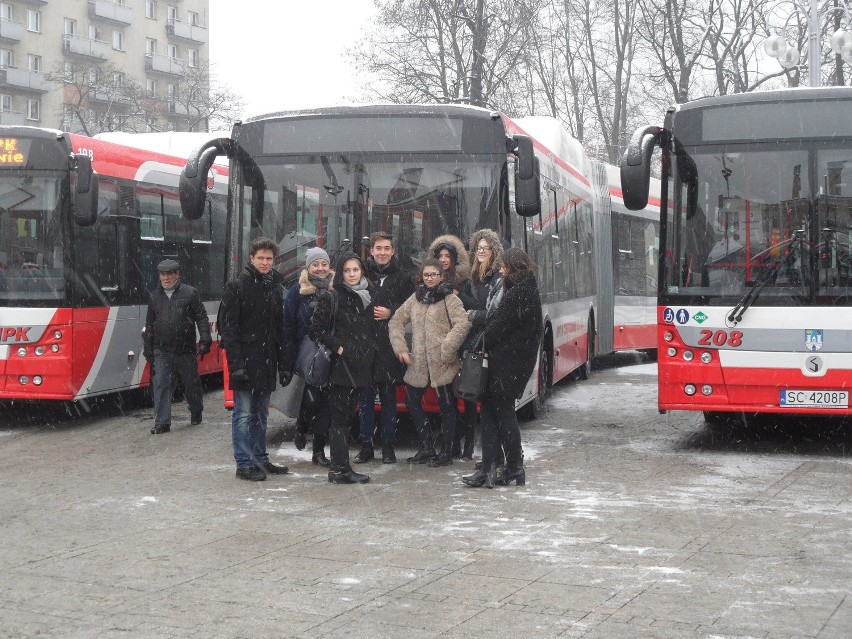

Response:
(328, 466), (370, 484)
(461, 421), (475, 461)
(293, 422), (308, 451)
(451, 429), (463, 459)
(354, 441), (374, 464)
(312, 433), (330, 467)
(496, 464), (526, 486)
(406, 443), (436, 463)
(382, 442), (396, 464)
(428, 443), (454, 467)
(461, 462), (496, 488)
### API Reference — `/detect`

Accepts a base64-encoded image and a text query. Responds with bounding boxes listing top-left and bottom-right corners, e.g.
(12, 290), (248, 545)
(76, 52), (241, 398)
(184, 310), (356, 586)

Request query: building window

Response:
(0, 4), (12, 21)
(167, 83), (176, 99)
(146, 1), (157, 19)
(146, 78), (156, 96)
(188, 49), (198, 68)
(113, 72), (124, 86)
(27, 55), (41, 72)
(167, 44), (178, 59)
(0, 48), (12, 68)
(146, 38), (157, 56)
(167, 5), (178, 22)
(26, 10), (40, 33)
(88, 67), (100, 85)
(27, 99), (40, 121)
(63, 62), (75, 82)
(188, 11), (200, 26)
(113, 30), (125, 51)
(64, 18), (76, 36)
(0, 95), (11, 112)
(89, 25), (104, 41)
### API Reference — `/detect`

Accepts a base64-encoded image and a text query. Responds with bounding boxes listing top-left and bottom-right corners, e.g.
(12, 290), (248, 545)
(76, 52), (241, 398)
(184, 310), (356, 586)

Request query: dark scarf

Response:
(245, 263), (275, 289)
(308, 273), (331, 293)
(366, 255), (400, 281)
(415, 280), (453, 304)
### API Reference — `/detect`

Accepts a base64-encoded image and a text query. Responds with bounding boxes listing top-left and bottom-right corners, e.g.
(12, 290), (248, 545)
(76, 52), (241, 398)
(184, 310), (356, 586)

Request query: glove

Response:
(279, 370), (293, 387)
(196, 344), (211, 360)
(230, 368), (249, 385)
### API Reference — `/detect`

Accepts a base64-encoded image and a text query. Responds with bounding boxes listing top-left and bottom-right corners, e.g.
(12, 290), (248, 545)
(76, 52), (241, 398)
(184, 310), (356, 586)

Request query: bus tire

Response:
(519, 332), (553, 421)
(576, 316), (595, 380)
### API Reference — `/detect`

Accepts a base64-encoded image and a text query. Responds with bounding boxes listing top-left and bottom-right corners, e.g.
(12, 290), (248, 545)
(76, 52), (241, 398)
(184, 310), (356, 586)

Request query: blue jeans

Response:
(232, 389), (271, 469)
(359, 383), (398, 443)
(405, 384), (455, 451)
(152, 349), (202, 426)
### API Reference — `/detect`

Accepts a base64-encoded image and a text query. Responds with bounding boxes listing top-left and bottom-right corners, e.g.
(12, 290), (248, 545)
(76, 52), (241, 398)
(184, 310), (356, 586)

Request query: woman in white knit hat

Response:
(282, 246), (333, 466)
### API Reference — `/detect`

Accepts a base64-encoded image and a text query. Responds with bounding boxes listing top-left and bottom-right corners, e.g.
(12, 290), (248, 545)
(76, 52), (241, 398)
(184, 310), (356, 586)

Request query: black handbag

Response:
(295, 291), (337, 387)
(453, 333), (489, 401)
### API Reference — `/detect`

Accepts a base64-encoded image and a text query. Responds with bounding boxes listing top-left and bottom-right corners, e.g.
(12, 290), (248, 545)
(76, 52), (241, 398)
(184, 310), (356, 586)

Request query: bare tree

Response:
(350, 0), (532, 107)
(167, 60), (244, 132)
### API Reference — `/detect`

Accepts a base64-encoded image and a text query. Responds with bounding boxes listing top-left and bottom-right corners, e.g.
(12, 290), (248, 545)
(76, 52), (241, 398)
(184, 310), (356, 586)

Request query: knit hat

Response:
(305, 247), (330, 267)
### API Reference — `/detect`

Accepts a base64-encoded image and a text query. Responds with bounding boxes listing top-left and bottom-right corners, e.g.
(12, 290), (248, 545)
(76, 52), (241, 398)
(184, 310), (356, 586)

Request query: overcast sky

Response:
(208, 0), (376, 120)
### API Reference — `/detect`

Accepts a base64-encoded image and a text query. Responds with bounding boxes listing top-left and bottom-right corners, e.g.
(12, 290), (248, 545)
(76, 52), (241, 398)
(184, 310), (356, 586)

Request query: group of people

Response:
(144, 229), (543, 489)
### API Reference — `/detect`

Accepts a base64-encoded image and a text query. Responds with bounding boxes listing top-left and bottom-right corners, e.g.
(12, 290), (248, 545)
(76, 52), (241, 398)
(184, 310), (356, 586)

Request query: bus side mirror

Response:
(621, 125), (662, 211)
(72, 153), (98, 227)
(514, 135), (535, 180)
(515, 156), (541, 217)
(181, 140), (229, 220)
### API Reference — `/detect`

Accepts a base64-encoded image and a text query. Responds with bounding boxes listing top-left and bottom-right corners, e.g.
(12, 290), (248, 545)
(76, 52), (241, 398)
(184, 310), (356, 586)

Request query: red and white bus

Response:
(179, 105), (658, 415)
(621, 87), (852, 417)
(0, 126), (227, 402)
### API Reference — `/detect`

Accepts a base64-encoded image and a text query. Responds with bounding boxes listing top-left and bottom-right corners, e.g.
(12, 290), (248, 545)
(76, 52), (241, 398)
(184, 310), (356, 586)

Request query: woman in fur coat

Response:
(389, 259), (471, 466)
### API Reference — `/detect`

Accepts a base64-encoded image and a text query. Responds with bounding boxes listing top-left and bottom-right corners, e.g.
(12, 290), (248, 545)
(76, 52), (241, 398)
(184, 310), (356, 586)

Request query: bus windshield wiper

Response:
(727, 232), (804, 326)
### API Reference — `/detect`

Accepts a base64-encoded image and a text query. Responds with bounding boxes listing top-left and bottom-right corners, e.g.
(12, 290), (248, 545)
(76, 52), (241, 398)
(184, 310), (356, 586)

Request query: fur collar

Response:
(298, 269), (334, 296)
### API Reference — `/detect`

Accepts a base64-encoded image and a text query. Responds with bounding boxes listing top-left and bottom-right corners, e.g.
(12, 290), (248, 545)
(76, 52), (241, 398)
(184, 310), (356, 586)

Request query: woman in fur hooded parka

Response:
(428, 234), (473, 309)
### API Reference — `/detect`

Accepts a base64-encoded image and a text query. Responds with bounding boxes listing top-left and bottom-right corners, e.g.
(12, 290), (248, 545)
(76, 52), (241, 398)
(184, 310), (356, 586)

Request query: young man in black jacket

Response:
(219, 238), (291, 481)
(354, 232), (414, 464)
(143, 259), (212, 434)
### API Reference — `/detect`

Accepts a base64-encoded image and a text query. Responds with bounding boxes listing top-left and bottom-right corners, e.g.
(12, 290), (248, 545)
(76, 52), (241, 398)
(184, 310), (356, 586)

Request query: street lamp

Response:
(762, 0), (852, 86)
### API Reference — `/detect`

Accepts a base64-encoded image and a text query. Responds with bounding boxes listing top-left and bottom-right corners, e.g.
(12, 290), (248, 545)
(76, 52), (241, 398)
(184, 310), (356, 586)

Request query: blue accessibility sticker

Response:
(663, 308), (675, 324)
(675, 308), (690, 324)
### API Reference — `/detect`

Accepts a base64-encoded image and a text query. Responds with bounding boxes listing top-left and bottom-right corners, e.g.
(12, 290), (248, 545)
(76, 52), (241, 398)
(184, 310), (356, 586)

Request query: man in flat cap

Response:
(143, 259), (212, 434)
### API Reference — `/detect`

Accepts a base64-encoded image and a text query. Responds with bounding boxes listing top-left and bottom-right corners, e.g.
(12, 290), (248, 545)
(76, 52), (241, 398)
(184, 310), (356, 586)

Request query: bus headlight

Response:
(19, 376), (28, 385)
(701, 384), (713, 396)
(51, 344), (60, 353)
(683, 350), (694, 362)
(667, 347), (677, 357)
(663, 331), (674, 342)
(54, 330), (63, 339)
(17, 347), (27, 357)
(700, 352), (713, 364)
(32, 376), (43, 386)
(684, 384), (697, 396)
(35, 346), (45, 356)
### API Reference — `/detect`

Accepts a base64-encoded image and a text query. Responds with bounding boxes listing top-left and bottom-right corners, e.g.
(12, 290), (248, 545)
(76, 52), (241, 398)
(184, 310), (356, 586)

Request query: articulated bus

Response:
(0, 126), (228, 403)
(621, 87), (852, 418)
(180, 104), (659, 415)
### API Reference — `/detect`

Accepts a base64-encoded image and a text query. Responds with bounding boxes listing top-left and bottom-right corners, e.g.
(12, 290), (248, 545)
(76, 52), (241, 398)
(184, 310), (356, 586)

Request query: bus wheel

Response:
(576, 316), (595, 380)
(519, 335), (552, 420)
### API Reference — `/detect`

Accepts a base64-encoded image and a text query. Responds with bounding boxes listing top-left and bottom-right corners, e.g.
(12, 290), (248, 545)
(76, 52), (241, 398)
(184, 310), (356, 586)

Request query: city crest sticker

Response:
(805, 329), (823, 352)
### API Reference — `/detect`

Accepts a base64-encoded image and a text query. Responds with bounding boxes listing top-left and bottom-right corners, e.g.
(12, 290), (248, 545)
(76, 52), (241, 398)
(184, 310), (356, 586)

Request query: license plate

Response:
(780, 389), (849, 409)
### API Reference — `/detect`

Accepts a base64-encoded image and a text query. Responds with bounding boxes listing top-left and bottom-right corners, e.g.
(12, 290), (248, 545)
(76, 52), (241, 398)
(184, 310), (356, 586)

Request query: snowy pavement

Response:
(0, 353), (850, 638)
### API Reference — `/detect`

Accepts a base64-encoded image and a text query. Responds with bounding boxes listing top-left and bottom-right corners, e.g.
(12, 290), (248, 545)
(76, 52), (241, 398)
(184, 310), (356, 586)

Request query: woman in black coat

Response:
(309, 252), (376, 484)
(462, 248), (542, 489)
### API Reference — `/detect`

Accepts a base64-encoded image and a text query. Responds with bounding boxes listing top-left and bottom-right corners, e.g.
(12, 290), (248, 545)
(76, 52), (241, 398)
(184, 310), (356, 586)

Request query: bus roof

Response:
(673, 86), (852, 114)
(93, 131), (231, 159)
(245, 103), (500, 123)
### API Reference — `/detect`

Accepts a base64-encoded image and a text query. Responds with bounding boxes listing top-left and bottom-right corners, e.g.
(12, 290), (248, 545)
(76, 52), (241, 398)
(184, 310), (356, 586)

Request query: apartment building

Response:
(0, 0), (210, 133)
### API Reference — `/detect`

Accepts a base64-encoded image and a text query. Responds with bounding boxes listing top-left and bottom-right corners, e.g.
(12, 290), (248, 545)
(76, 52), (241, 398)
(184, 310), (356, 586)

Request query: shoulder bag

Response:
(295, 290), (337, 387)
(453, 332), (489, 401)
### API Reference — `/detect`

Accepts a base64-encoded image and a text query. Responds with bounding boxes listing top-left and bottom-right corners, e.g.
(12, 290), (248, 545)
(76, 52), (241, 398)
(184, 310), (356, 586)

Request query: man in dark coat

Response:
(354, 232), (415, 465)
(219, 237), (290, 481)
(143, 259), (211, 434)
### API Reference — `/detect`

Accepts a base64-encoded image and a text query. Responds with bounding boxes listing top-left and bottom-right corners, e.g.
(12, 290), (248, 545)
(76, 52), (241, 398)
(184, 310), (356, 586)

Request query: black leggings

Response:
(479, 392), (522, 469)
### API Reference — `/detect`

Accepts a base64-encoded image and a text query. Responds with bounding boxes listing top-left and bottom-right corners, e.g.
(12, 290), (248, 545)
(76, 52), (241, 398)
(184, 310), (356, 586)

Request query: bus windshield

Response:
(240, 154), (504, 283)
(664, 140), (852, 307)
(0, 172), (65, 304)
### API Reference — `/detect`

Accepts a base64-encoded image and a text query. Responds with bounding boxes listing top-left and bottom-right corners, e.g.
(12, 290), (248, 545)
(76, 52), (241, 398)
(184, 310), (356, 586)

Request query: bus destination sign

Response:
(0, 138), (27, 165)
